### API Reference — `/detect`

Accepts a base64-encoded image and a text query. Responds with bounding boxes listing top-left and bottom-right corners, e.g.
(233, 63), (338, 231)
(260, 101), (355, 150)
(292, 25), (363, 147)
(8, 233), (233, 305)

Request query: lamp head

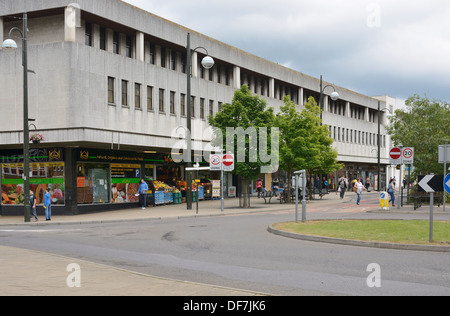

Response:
(2, 39), (18, 50)
(330, 91), (339, 101)
(201, 56), (214, 69)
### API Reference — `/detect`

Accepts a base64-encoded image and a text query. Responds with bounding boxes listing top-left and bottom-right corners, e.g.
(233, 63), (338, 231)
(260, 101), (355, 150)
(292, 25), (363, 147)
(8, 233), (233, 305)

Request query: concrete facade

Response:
(0, 0), (398, 214)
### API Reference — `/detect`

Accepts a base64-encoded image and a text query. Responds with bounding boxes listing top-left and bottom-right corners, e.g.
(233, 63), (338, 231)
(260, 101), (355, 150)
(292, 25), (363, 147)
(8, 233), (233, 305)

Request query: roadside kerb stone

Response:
(267, 224), (450, 253)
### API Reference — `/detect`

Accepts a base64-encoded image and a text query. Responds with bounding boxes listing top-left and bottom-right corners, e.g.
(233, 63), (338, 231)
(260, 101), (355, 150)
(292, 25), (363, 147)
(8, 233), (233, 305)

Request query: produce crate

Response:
(164, 192), (173, 204)
(154, 190), (165, 205)
(173, 192), (182, 205)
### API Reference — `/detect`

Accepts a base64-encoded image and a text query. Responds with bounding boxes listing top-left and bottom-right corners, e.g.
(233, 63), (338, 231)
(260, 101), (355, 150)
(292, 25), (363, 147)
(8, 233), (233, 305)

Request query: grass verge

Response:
(273, 220), (450, 245)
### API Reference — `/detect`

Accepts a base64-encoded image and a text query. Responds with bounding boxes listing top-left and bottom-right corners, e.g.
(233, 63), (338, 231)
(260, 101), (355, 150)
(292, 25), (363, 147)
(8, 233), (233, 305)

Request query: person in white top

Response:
(354, 178), (367, 205)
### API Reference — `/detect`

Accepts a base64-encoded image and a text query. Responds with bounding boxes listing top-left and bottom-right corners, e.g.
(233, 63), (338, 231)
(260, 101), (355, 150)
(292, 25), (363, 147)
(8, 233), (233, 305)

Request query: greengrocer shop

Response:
(0, 147), (213, 216)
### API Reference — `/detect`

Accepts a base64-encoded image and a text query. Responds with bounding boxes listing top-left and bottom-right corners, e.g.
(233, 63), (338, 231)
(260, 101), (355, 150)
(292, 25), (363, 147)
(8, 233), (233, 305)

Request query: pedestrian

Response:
(30, 190), (38, 222)
(256, 179), (263, 198)
(387, 178), (397, 207)
(272, 178), (279, 197)
(138, 179), (148, 210)
(338, 176), (347, 199)
(354, 179), (366, 205)
(44, 188), (51, 221)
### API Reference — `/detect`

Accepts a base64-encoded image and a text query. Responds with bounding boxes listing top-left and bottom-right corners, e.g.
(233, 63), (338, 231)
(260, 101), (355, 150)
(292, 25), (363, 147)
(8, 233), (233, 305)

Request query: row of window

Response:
(330, 125), (386, 148)
(107, 77), (223, 118)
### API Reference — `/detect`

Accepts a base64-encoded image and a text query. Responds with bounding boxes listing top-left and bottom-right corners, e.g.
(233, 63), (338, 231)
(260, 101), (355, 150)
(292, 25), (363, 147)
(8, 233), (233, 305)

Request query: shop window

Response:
(111, 164), (141, 204)
(76, 163), (110, 204)
(1, 163), (65, 207)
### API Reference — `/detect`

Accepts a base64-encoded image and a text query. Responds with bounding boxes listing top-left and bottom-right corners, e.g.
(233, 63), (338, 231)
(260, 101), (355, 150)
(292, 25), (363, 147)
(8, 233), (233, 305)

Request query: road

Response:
(1, 193), (450, 296)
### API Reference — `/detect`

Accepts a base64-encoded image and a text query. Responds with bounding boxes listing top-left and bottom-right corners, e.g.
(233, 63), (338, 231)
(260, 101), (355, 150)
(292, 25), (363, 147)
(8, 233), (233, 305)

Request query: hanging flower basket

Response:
(30, 133), (44, 144)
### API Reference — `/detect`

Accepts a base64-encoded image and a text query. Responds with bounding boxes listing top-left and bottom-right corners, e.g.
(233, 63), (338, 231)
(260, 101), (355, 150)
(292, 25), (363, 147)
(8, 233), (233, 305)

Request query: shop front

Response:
(0, 148), (66, 216)
(1, 147), (221, 215)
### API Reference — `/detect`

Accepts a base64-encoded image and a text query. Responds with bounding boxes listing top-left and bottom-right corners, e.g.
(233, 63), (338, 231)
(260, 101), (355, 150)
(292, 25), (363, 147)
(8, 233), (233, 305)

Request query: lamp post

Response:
(377, 102), (392, 192)
(318, 75), (339, 198)
(2, 13), (31, 222)
(186, 33), (214, 210)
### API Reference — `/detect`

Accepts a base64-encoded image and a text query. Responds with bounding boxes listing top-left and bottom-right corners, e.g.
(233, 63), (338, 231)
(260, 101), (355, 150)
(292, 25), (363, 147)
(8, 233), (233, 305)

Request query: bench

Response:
(260, 191), (274, 204)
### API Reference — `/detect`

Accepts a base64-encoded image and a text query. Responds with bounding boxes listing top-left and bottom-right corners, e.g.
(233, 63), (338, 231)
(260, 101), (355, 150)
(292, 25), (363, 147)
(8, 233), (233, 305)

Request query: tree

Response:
(387, 95), (450, 177)
(275, 96), (341, 201)
(208, 85), (276, 207)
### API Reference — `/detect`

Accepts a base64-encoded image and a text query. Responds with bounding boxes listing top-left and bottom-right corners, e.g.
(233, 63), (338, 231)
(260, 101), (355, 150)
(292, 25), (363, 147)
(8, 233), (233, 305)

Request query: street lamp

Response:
(377, 102), (392, 192)
(2, 13), (31, 222)
(318, 75), (339, 198)
(186, 32), (214, 210)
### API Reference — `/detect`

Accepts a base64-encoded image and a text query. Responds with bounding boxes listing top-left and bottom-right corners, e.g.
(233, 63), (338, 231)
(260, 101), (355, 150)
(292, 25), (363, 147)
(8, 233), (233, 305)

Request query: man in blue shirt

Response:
(44, 188), (51, 221)
(138, 179), (149, 210)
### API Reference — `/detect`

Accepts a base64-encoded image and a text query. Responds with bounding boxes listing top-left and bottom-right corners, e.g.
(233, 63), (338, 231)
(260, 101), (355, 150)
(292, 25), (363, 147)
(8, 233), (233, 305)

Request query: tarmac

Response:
(1, 192), (449, 296)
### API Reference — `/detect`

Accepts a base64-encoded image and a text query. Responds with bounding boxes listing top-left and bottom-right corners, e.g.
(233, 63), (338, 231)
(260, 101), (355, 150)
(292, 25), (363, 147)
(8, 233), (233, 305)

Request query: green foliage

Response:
(387, 95), (450, 176)
(275, 96), (341, 176)
(208, 85), (276, 181)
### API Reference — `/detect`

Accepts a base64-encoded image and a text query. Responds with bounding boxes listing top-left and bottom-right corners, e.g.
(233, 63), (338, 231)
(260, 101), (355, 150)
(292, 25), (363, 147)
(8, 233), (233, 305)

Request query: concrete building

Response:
(0, 0), (398, 215)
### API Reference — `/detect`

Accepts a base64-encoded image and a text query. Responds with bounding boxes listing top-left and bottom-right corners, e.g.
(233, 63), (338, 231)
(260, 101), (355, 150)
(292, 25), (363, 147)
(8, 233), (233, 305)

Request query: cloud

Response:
(122, 0), (450, 101)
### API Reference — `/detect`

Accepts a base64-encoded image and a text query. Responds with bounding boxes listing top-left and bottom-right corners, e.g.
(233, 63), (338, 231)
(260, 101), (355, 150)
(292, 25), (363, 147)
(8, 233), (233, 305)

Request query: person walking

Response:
(354, 179), (366, 205)
(338, 176), (347, 199)
(44, 188), (52, 221)
(138, 179), (148, 210)
(387, 178), (397, 207)
(30, 190), (38, 222)
(256, 179), (263, 198)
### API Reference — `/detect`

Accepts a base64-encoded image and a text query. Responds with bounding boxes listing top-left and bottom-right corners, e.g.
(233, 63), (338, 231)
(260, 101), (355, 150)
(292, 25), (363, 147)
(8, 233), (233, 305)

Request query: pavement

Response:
(1, 191), (449, 296)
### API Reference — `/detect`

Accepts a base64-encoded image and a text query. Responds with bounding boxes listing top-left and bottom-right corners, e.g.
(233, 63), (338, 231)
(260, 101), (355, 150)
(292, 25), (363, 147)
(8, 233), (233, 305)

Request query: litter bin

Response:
(379, 191), (389, 210)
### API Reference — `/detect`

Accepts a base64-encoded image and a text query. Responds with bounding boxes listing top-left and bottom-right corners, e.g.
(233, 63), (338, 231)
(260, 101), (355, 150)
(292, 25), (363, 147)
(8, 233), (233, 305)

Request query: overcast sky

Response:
(123, 0), (450, 103)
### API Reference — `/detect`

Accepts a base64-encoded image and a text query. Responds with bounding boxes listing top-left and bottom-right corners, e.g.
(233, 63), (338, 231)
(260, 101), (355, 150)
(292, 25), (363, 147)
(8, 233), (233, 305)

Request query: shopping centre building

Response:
(0, 0), (399, 215)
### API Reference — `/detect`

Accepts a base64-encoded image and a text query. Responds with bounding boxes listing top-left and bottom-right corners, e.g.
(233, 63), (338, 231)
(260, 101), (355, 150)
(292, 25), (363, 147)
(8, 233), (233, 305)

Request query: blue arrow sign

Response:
(445, 173), (450, 195)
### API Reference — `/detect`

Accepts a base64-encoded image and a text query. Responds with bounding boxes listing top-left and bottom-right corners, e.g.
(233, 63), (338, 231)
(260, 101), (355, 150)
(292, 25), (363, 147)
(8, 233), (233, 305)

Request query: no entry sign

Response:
(223, 154), (235, 171)
(389, 147), (402, 164)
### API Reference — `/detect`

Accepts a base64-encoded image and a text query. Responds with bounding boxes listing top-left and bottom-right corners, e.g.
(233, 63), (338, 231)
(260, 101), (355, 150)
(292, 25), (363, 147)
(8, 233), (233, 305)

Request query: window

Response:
(149, 44), (155, 64)
(85, 22), (93, 47)
(113, 32), (120, 54)
(181, 53), (186, 74)
(170, 91), (176, 114)
(159, 89), (165, 112)
(147, 86), (153, 111)
(209, 100), (214, 117)
(190, 96), (195, 117)
(161, 47), (166, 68)
(107, 77), (115, 104)
(126, 36), (133, 58)
(135, 83), (141, 109)
(180, 93), (186, 116)
(100, 27), (106, 51)
(169, 49), (176, 71)
(122, 80), (128, 106)
(200, 98), (205, 119)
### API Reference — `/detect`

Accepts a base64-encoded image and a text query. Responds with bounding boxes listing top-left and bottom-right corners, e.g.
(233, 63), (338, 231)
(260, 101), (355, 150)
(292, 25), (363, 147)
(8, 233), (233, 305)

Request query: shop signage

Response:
(0, 148), (64, 163)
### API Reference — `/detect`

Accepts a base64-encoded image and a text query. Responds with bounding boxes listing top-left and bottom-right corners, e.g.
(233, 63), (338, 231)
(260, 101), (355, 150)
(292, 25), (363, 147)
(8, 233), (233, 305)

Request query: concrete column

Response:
(192, 51), (198, 77)
(65, 5), (78, 42)
(269, 78), (275, 99)
(136, 31), (144, 62)
(233, 66), (240, 89)
(346, 101), (351, 117)
(365, 107), (370, 122)
(93, 24), (100, 49)
(106, 28), (114, 52)
(0, 17), (4, 48)
(298, 87), (304, 106)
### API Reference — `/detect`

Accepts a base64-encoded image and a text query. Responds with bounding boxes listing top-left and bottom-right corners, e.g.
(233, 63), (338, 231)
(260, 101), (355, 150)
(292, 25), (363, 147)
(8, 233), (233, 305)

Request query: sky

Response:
(123, 0), (450, 103)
